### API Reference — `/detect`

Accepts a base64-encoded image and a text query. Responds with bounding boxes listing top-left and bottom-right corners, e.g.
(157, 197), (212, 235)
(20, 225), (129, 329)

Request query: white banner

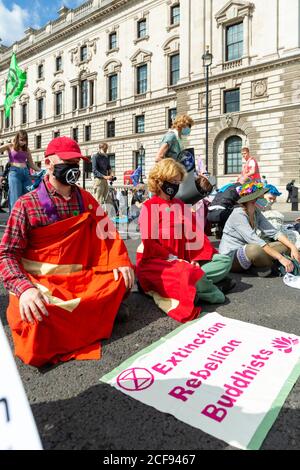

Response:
(0, 321), (42, 450)
(101, 312), (300, 450)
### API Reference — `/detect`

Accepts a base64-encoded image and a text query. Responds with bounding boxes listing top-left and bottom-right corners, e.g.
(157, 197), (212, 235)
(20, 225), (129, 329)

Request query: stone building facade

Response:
(0, 0), (299, 196)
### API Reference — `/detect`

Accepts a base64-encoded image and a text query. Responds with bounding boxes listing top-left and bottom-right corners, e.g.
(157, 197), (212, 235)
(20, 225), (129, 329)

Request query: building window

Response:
(55, 92), (62, 116)
(107, 120), (115, 138)
(84, 125), (91, 141)
(109, 74), (118, 102)
(80, 80), (88, 108)
(137, 64), (147, 95)
(21, 103), (27, 124)
(84, 157), (92, 179)
(72, 86), (78, 111)
(225, 136), (242, 174)
(5, 114), (10, 129)
(37, 98), (44, 120)
(137, 19), (147, 38)
(72, 127), (78, 142)
(171, 4), (180, 25)
(36, 135), (42, 149)
(54, 131), (60, 138)
(170, 54), (180, 86)
(38, 64), (44, 79)
(109, 32), (117, 50)
(35, 161), (42, 169)
(168, 107), (177, 128)
(226, 22), (243, 61)
(133, 150), (145, 173)
(80, 45), (88, 62)
(224, 89), (240, 113)
(108, 153), (116, 173)
(135, 115), (145, 134)
(56, 56), (62, 72)
(89, 81), (94, 106)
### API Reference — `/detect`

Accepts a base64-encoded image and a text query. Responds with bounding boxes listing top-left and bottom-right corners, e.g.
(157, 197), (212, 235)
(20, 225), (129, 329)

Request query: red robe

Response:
(136, 196), (217, 323)
(7, 190), (133, 367)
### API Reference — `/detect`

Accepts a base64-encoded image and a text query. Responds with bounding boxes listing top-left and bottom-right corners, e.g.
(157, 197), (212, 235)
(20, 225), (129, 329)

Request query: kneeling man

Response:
(0, 136), (134, 367)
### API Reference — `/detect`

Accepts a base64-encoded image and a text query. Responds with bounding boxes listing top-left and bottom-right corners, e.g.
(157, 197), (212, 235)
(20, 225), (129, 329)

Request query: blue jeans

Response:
(8, 166), (32, 211)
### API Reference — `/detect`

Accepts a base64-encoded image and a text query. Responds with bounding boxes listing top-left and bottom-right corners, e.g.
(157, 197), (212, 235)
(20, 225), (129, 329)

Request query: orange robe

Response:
(7, 196), (132, 367)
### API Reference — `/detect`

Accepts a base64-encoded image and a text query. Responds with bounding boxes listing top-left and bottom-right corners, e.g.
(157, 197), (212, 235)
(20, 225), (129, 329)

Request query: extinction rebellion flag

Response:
(4, 53), (27, 118)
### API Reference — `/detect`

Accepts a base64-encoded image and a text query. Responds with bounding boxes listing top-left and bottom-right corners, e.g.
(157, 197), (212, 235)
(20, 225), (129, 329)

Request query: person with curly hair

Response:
(155, 114), (195, 162)
(136, 159), (234, 323)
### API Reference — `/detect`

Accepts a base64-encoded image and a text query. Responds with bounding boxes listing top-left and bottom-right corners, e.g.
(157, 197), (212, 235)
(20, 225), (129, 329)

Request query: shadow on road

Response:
(30, 380), (300, 451)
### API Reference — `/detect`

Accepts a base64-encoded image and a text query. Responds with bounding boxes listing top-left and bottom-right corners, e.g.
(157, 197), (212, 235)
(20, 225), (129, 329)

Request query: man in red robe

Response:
(0, 136), (134, 367)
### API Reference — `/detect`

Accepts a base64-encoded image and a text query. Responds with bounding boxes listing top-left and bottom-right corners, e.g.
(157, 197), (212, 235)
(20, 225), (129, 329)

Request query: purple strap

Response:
(37, 182), (84, 223)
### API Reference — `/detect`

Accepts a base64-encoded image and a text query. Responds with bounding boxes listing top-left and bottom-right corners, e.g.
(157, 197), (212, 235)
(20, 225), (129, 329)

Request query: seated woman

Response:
(219, 181), (300, 276)
(136, 159), (234, 323)
(256, 184), (300, 249)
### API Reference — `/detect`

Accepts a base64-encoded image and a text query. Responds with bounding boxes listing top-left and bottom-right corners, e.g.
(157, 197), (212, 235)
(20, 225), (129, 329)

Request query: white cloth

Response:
(283, 273), (300, 289)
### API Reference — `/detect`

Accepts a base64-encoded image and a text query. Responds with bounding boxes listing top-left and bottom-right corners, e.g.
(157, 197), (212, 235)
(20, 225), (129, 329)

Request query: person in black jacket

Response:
(0, 162), (11, 211)
(207, 183), (240, 237)
(286, 180), (295, 203)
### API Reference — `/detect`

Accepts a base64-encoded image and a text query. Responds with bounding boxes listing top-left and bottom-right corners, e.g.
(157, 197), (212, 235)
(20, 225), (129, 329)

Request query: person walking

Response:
(238, 147), (261, 184)
(92, 142), (114, 207)
(286, 180), (295, 203)
(0, 130), (40, 211)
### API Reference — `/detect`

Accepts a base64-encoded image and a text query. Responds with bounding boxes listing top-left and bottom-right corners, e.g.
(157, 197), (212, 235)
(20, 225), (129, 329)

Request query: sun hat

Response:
(45, 136), (89, 161)
(237, 181), (270, 203)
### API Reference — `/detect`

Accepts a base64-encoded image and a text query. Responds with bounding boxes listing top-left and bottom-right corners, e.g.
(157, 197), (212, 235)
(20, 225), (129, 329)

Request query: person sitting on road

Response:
(136, 159), (234, 324)
(219, 181), (300, 276)
(256, 184), (300, 249)
(0, 136), (134, 368)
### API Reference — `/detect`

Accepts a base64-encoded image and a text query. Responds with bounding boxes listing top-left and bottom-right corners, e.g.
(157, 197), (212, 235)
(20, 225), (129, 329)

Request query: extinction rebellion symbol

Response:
(116, 368), (154, 392)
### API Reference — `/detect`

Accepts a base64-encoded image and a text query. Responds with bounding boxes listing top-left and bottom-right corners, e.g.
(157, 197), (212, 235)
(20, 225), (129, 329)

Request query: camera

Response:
(109, 176), (117, 186)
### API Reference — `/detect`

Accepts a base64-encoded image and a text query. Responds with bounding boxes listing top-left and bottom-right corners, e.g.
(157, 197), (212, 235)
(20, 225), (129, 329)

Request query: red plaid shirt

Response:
(0, 175), (99, 297)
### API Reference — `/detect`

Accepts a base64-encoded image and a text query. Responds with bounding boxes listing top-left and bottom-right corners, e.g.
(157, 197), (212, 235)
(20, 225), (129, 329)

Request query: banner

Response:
(101, 312), (300, 450)
(0, 321), (42, 450)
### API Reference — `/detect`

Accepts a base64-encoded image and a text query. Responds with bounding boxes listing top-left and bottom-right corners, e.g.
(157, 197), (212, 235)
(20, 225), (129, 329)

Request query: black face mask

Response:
(53, 163), (80, 186)
(161, 181), (180, 199)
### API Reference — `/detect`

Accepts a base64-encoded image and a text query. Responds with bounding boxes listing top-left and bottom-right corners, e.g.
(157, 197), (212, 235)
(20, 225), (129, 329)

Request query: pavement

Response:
(0, 210), (300, 450)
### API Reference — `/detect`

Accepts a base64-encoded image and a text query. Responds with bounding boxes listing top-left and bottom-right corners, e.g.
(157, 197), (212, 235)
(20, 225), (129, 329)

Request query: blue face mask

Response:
(181, 127), (191, 136)
(256, 198), (273, 211)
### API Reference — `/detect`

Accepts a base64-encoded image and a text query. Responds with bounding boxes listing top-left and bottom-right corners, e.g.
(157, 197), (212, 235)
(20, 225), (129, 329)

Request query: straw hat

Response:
(237, 181), (270, 204)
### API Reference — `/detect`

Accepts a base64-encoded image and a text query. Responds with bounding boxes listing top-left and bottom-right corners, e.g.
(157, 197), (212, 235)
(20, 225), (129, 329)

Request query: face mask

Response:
(161, 181), (180, 199)
(256, 198), (273, 211)
(53, 163), (80, 186)
(181, 127), (191, 136)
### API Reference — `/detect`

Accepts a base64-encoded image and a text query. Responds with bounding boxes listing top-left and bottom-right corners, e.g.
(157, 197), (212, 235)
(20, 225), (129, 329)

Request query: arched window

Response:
(225, 136), (242, 174)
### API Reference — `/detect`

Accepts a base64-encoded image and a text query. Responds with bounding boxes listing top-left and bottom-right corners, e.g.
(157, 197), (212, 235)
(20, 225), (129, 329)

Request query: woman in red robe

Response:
(136, 159), (233, 323)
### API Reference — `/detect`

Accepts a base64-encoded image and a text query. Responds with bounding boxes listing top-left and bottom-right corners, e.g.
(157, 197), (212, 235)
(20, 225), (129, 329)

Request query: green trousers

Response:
(194, 254), (233, 305)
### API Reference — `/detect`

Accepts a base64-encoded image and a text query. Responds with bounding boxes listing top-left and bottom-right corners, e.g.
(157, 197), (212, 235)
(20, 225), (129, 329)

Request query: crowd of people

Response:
(0, 115), (299, 369)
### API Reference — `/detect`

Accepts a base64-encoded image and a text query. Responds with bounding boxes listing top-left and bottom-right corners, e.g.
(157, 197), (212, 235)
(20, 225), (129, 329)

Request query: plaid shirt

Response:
(0, 175), (99, 297)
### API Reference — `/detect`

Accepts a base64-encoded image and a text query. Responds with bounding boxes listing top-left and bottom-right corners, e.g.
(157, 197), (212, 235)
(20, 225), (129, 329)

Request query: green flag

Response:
(4, 53), (27, 118)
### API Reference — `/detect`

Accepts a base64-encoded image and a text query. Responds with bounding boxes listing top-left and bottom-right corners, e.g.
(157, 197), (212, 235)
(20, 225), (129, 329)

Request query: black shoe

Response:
(115, 301), (130, 323)
(216, 277), (236, 294)
(248, 266), (272, 278)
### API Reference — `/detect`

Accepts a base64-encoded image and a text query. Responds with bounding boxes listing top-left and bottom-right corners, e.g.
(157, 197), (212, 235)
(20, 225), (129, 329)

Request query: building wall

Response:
(0, 0), (299, 198)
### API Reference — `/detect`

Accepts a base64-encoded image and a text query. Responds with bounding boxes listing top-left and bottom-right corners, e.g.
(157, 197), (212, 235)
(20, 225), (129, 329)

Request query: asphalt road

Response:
(0, 214), (300, 450)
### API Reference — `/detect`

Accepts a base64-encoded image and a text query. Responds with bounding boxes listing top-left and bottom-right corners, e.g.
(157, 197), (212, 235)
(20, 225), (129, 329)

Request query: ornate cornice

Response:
(0, 0), (131, 70)
(174, 54), (300, 92)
